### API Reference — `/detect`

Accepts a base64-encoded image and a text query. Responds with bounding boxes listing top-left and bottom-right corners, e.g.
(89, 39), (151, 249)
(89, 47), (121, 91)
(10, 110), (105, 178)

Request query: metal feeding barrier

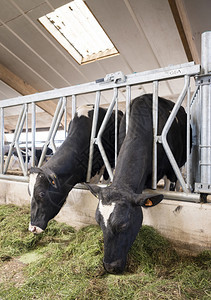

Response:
(0, 32), (211, 203)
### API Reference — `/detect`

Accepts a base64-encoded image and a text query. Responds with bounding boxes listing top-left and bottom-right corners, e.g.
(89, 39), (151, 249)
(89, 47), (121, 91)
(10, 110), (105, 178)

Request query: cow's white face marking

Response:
(29, 173), (38, 200)
(99, 200), (116, 227)
(77, 105), (93, 118)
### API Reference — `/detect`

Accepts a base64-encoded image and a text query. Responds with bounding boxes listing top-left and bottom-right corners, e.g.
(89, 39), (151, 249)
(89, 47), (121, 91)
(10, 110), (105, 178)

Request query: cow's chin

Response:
(28, 223), (44, 234)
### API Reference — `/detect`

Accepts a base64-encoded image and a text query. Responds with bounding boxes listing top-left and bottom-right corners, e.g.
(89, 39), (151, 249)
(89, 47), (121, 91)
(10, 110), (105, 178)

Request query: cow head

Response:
(28, 167), (70, 234)
(86, 184), (163, 274)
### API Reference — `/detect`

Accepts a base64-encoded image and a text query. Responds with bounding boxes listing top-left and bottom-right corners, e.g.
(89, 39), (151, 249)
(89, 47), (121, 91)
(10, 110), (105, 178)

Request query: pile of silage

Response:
(0, 204), (210, 299)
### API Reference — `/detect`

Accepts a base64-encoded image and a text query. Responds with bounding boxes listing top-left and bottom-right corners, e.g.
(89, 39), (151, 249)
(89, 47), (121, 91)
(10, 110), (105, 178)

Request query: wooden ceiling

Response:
(0, 0), (210, 132)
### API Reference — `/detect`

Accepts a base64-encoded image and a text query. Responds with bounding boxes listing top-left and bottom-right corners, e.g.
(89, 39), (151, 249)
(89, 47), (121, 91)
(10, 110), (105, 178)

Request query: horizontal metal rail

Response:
(0, 62), (200, 108)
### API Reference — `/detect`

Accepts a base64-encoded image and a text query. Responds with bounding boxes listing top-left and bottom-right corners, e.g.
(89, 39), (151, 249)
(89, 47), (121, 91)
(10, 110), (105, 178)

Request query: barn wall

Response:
(0, 179), (211, 253)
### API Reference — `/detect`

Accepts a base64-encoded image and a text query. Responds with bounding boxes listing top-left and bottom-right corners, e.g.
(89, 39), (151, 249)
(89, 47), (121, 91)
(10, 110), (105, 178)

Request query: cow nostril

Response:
(103, 260), (124, 274)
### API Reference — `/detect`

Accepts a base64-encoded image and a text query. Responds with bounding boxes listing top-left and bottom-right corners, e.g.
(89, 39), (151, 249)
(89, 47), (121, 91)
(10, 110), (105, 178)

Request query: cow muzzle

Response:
(28, 223), (44, 234)
(103, 259), (125, 274)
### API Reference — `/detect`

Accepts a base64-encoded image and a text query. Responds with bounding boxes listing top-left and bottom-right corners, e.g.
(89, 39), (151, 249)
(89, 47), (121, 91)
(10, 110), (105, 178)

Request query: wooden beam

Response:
(168, 0), (200, 64)
(0, 64), (70, 131)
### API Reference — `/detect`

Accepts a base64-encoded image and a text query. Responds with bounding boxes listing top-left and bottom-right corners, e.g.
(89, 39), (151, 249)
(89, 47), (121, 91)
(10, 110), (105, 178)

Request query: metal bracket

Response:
(195, 182), (211, 194)
(195, 74), (211, 86)
(96, 71), (126, 84)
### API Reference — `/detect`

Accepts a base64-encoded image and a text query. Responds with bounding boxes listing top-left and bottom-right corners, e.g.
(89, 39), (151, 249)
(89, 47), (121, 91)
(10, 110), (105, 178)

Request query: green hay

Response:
(0, 204), (210, 300)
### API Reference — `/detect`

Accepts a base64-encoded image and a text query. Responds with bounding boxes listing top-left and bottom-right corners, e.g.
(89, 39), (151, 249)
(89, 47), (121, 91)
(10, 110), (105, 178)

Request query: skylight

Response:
(39, 0), (119, 64)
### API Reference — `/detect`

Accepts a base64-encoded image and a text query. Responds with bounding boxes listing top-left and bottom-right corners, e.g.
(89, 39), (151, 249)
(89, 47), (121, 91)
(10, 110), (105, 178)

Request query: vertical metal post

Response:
(126, 85), (131, 134)
(200, 31), (211, 189)
(186, 85), (191, 189)
(72, 95), (76, 119)
(31, 102), (36, 167)
(0, 108), (4, 174)
(25, 104), (28, 172)
(152, 81), (159, 189)
(115, 89), (119, 167)
(86, 91), (101, 182)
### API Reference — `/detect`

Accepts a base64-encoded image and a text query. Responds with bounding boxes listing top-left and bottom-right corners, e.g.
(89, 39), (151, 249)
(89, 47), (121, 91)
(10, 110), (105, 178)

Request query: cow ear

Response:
(84, 183), (101, 198)
(30, 167), (42, 174)
(133, 193), (163, 207)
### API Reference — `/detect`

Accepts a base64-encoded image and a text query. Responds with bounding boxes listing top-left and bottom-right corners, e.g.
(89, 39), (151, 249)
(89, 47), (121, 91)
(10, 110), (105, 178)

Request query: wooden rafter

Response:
(0, 64), (70, 131)
(168, 0), (200, 64)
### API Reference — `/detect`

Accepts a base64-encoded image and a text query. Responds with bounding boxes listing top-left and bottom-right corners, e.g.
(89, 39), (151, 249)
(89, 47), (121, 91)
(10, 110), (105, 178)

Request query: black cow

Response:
(87, 94), (188, 274)
(28, 105), (123, 234)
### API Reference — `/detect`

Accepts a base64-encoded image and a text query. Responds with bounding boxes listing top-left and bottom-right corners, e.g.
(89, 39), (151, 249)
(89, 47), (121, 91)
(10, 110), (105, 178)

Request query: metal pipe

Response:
(96, 88), (118, 181)
(115, 89), (119, 167)
(143, 189), (201, 203)
(126, 85), (131, 134)
(4, 105), (26, 173)
(0, 108), (4, 174)
(186, 85), (191, 189)
(152, 81), (159, 189)
(25, 104), (29, 173)
(14, 104), (28, 176)
(49, 97), (66, 152)
(72, 95), (76, 119)
(200, 31), (211, 187)
(161, 75), (190, 193)
(86, 91), (100, 182)
(38, 98), (63, 167)
(0, 174), (29, 182)
(31, 102), (36, 167)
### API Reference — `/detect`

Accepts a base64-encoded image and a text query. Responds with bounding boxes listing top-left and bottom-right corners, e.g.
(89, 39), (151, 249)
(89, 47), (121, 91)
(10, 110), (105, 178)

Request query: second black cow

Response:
(29, 105), (122, 234)
(87, 94), (188, 274)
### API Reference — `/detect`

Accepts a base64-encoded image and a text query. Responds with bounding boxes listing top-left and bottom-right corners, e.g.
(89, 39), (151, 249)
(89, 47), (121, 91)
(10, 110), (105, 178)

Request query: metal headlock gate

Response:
(0, 32), (210, 203)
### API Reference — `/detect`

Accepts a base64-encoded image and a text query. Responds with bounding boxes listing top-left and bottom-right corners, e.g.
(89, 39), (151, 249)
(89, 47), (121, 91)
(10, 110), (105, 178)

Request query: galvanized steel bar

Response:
(25, 104), (29, 172)
(152, 81), (159, 189)
(0, 108), (4, 174)
(115, 90), (119, 167)
(4, 105), (26, 173)
(96, 88), (118, 181)
(14, 104), (28, 176)
(38, 98), (63, 167)
(0, 63), (200, 109)
(86, 91), (101, 182)
(186, 86), (191, 189)
(126, 85), (131, 134)
(50, 97), (66, 152)
(143, 189), (201, 203)
(161, 75), (190, 193)
(72, 95), (76, 119)
(31, 102), (36, 167)
(200, 31), (211, 188)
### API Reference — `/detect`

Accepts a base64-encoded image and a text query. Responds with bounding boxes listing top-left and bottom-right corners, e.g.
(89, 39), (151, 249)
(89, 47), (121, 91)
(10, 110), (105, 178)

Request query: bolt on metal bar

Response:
(86, 91), (101, 182)
(161, 75), (190, 193)
(96, 88), (118, 181)
(0, 108), (4, 174)
(152, 81), (159, 189)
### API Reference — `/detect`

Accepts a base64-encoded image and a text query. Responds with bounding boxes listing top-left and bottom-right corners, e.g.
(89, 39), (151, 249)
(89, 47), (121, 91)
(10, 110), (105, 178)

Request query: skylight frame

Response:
(38, 0), (119, 65)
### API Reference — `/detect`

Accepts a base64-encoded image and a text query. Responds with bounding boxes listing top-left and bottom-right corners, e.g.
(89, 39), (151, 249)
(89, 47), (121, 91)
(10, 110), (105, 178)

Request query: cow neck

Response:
(113, 100), (153, 194)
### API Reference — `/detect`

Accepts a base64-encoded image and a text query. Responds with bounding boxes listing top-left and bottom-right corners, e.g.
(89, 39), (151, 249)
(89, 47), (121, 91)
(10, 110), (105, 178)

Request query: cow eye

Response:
(39, 192), (45, 198)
